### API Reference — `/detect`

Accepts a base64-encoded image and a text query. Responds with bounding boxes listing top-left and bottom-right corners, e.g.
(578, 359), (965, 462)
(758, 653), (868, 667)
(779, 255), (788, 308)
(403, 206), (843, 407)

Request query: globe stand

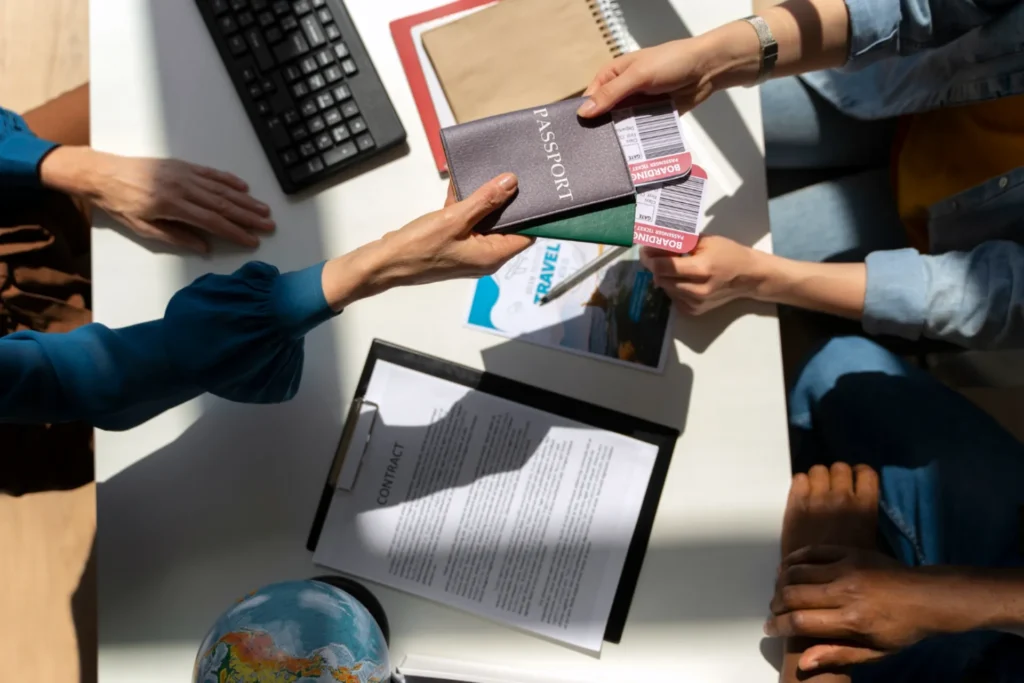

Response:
(312, 575), (391, 645)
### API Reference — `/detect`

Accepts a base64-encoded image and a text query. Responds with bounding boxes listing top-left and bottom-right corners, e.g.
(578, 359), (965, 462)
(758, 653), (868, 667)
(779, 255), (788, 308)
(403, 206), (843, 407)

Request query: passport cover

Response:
(440, 97), (635, 244)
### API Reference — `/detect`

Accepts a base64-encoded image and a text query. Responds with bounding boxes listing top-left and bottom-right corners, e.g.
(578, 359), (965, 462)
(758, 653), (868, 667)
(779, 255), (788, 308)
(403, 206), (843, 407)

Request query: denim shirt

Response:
(802, 0), (1024, 349)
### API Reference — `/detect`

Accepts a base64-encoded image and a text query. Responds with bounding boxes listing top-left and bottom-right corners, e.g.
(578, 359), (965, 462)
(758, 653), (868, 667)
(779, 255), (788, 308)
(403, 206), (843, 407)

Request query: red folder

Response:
(389, 0), (496, 174)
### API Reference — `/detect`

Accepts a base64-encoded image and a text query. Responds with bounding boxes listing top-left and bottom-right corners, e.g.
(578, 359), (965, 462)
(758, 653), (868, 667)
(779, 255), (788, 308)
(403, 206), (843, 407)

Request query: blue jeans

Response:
(791, 336), (1024, 681)
(762, 77), (907, 263)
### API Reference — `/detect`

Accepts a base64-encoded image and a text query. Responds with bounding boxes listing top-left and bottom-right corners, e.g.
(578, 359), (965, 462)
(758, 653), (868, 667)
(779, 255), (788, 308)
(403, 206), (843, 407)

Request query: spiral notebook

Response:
(421, 0), (637, 125)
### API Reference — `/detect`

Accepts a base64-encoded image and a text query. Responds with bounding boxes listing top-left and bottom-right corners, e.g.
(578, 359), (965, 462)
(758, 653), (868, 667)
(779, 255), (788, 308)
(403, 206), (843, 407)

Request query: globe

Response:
(194, 578), (391, 683)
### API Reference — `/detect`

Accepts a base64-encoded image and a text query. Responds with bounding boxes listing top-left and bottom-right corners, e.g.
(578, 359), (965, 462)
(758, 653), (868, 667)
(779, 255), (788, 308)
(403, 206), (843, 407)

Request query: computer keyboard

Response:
(196, 0), (406, 194)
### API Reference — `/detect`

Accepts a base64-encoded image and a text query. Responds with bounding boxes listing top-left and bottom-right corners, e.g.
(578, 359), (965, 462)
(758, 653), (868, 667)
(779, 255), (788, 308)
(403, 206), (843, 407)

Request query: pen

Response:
(539, 245), (631, 305)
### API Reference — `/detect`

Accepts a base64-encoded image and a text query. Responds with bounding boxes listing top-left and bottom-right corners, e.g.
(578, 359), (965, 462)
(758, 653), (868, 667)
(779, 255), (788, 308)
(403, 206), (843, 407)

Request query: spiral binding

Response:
(587, 0), (640, 56)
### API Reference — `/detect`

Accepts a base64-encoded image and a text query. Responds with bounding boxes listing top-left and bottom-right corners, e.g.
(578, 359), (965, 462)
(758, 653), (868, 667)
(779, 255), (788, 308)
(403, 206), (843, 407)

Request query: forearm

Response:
(920, 567), (1024, 635)
(38, 145), (100, 197)
(699, 0), (851, 91)
(752, 252), (866, 319)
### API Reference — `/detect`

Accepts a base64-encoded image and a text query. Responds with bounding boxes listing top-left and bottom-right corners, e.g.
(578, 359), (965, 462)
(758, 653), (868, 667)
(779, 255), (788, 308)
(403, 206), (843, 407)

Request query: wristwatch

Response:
(741, 15), (778, 85)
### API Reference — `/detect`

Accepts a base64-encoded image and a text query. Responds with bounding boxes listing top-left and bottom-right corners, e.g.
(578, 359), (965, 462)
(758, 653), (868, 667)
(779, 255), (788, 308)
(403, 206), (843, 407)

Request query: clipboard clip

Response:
(328, 398), (379, 492)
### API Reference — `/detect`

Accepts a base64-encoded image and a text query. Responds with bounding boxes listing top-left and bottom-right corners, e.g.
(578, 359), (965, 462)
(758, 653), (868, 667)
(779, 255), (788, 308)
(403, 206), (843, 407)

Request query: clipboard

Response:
(308, 339), (679, 645)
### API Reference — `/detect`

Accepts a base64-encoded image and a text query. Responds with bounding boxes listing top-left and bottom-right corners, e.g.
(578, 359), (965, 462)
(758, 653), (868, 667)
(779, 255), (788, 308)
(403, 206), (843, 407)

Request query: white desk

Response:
(91, 1), (789, 680)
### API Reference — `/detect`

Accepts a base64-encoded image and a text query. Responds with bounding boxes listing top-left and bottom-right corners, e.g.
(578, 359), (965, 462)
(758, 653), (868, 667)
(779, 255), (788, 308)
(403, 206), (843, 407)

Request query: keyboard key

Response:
(316, 132), (333, 151)
(261, 78), (275, 93)
(281, 148), (299, 166)
(267, 75), (294, 112)
(315, 49), (334, 67)
(323, 65), (342, 83)
(324, 108), (342, 126)
(241, 65), (257, 83)
(211, 0), (230, 15)
(356, 133), (375, 151)
(283, 109), (301, 125)
(256, 101), (271, 116)
(312, 0), (326, 7)
(333, 42), (349, 59)
(332, 84), (351, 101)
(219, 15), (238, 34)
(308, 73), (326, 91)
(300, 141), (317, 157)
(258, 11), (275, 27)
(300, 14), (326, 47)
(300, 99), (318, 117)
(281, 15), (299, 31)
(266, 27), (283, 43)
(317, 8), (333, 24)
(245, 29), (275, 70)
(300, 56), (318, 74)
(292, 82), (309, 99)
(289, 156), (323, 183)
(272, 0), (289, 15)
(238, 11), (255, 27)
(326, 24), (341, 42)
(331, 125), (350, 143)
(273, 32), (309, 62)
(347, 116), (366, 134)
(251, 0), (268, 9)
(340, 100), (359, 118)
(230, 0), (248, 10)
(248, 84), (263, 99)
(341, 58), (357, 76)
(317, 92), (335, 110)
(290, 125), (309, 141)
(228, 35), (247, 55)
(323, 141), (358, 166)
(308, 115), (326, 133)
(293, 0), (312, 14)
(267, 117), (290, 148)
(284, 65), (301, 82)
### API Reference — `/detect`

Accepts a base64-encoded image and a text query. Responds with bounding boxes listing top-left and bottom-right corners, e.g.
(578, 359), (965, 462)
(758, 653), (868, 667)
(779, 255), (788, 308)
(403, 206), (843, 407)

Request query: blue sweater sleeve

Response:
(0, 261), (335, 431)
(0, 106), (58, 187)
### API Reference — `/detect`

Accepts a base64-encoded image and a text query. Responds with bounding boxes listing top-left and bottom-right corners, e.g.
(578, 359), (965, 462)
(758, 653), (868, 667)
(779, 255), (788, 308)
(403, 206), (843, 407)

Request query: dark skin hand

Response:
(775, 463), (880, 682)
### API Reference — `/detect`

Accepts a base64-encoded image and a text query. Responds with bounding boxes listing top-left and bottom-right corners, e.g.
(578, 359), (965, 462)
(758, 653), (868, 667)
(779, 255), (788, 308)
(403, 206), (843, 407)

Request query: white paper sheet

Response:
(313, 361), (659, 652)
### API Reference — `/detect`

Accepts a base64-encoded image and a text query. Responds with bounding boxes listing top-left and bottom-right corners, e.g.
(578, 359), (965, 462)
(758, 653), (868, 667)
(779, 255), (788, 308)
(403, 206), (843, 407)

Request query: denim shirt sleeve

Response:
(863, 242), (1024, 350)
(0, 106), (58, 187)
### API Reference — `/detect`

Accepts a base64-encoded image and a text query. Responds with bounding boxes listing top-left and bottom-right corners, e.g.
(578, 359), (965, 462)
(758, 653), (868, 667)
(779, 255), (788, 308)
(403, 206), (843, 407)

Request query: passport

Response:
(440, 97), (636, 245)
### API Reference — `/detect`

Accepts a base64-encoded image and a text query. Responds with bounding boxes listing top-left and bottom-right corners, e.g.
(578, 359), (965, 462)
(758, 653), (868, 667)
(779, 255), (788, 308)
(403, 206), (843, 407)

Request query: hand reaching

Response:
(41, 147), (275, 253)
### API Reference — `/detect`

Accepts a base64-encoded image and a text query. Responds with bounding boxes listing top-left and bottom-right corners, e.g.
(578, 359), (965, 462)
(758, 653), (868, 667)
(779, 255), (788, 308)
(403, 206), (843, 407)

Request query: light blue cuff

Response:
(0, 133), (58, 186)
(843, 0), (901, 66)
(272, 261), (337, 339)
(863, 248), (929, 340)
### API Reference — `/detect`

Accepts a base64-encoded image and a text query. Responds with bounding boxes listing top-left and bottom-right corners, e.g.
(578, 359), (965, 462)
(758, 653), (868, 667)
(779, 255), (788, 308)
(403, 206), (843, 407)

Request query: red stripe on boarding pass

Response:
(628, 152), (692, 185)
(633, 223), (699, 254)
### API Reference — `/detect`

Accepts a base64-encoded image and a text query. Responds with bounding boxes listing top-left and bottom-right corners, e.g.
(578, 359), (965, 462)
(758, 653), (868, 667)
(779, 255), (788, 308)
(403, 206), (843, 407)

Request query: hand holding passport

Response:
(441, 96), (707, 253)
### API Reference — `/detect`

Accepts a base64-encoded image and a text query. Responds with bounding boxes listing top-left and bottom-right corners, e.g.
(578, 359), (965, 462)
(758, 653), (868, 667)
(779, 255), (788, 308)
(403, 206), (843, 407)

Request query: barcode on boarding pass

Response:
(635, 103), (686, 159)
(613, 100), (692, 186)
(633, 165), (707, 254)
(654, 175), (705, 233)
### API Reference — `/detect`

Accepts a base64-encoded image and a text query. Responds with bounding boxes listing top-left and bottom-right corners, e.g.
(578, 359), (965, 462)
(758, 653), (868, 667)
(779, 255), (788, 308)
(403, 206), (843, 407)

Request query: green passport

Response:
(518, 201), (636, 246)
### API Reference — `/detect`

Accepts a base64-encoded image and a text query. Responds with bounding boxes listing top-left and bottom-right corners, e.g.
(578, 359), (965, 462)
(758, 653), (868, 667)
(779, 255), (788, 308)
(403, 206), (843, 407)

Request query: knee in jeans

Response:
(792, 336), (905, 404)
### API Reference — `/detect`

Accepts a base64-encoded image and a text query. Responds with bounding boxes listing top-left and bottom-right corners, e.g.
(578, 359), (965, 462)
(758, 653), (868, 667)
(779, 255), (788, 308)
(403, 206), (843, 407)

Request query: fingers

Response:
(830, 462), (854, 494)
(770, 581), (842, 615)
(789, 473), (811, 501)
(641, 251), (706, 281)
(195, 176), (273, 219)
(191, 163), (250, 192)
(186, 185), (275, 238)
(764, 609), (851, 639)
(173, 202), (260, 248)
(854, 464), (880, 507)
(782, 545), (853, 569)
(451, 173), (518, 230)
(578, 66), (643, 117)
(808, 464), (830, 496)
(799, 643), (885, 672)
(444, 181), (457, 207)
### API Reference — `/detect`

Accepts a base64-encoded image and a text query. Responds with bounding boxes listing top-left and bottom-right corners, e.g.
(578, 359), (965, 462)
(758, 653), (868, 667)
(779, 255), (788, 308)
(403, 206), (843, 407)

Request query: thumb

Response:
(453, 173), (518, 230)
(800, 644), (885, 672)
(577, 71), (641, 117)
